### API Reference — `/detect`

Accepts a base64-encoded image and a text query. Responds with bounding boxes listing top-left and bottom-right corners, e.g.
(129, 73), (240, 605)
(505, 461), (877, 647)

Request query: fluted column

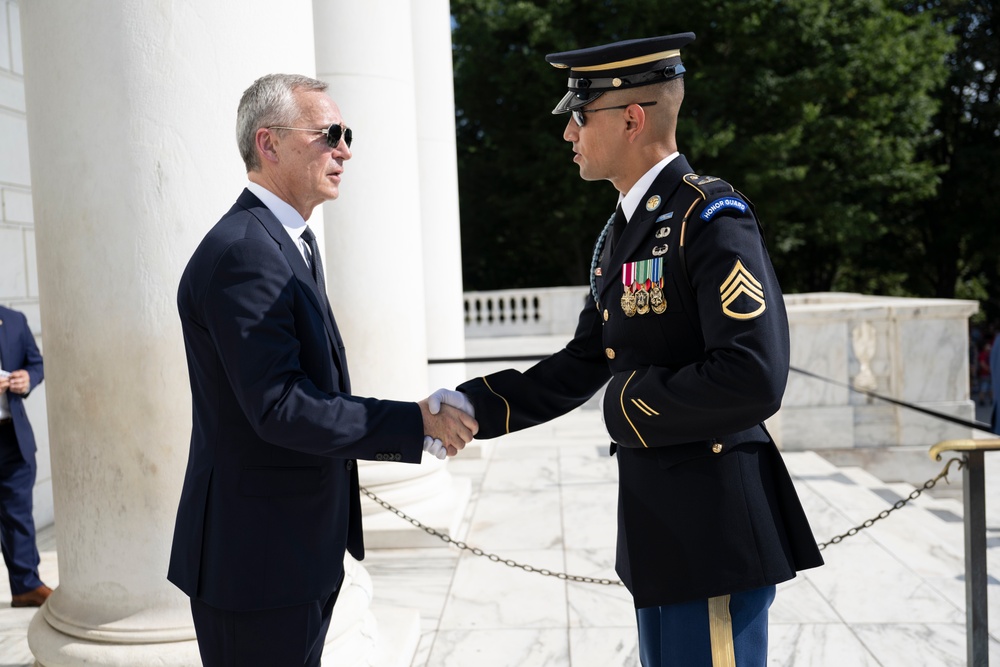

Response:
(17, 2), (366, 665)
(313, 0), (470, 548)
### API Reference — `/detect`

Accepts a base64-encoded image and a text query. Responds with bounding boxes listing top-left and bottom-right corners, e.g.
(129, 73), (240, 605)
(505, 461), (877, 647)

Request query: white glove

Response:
(427, 388), (475, 418)
(423, 436), (447, 460)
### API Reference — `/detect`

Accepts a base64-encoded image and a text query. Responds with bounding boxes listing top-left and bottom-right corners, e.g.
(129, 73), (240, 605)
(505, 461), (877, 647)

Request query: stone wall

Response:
(0, 0), (51, 527)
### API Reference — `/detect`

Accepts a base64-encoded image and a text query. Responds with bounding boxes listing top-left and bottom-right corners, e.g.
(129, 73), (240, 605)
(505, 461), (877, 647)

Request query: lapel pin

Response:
(645, 195), (662, 212)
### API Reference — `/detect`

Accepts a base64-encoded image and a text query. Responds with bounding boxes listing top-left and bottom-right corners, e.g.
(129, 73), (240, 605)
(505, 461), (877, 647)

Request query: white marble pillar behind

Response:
(18, 2), (329, 665)
(313, 0), (470, 548)
(411, 0), (468, 392)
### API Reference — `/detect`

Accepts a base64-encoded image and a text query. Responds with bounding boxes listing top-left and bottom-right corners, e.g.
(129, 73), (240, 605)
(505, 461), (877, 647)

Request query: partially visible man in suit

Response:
(0, 305), (50, 608)
(168, 73), (477, 667)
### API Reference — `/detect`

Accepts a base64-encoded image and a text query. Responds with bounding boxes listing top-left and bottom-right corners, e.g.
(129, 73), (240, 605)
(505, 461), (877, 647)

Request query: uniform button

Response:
(712, 443), (723, 454)
(605, 348), (616, 359)
(603, 309), (609, 321)
(346, 460), (353, 470)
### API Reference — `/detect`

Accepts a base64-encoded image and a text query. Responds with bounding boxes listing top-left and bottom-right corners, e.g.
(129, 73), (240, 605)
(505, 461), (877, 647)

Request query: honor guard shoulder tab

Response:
(681, 173), (752, 223)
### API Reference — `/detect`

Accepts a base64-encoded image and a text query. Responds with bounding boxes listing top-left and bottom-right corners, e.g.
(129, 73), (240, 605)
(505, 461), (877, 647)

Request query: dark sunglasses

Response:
(268, 123), (353, 148)
(571, 101), (657, 127)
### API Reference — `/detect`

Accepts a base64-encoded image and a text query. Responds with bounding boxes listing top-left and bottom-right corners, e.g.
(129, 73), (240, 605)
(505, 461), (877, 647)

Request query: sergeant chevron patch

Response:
(720, 259), (766, 320)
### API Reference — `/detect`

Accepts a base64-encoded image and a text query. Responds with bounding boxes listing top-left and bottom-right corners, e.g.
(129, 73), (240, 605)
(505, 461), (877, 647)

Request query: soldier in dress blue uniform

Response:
(454, 33), (824, 666)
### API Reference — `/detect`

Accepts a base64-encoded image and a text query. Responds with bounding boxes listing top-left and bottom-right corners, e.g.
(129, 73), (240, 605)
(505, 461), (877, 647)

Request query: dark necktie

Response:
(299, 226), (326, 293)
(611, 205), (627, 251)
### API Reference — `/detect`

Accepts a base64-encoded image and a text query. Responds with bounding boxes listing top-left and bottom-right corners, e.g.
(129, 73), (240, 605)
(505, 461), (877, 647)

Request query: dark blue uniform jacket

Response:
(458, 155), (823, 607)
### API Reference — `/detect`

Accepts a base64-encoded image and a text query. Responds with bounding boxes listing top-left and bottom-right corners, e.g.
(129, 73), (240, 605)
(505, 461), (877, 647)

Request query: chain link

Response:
(816, 456), (965, 550)
(359, 486), (625, 586)
(362, 455), (966, 580)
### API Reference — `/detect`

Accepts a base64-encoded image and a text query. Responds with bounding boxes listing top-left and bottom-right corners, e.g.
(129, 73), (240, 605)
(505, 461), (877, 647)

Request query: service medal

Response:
(621, 286), (637, 317)
(635, 287), (650, 315)
(621, 262), (637, 317)
(650, 257), (667, 314)
(634, 259), (652, 315)
(650, 285), (667, 314)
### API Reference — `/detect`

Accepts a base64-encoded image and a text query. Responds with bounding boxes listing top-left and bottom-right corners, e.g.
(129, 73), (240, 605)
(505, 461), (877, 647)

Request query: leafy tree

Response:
(898, 1), (999, 321)
(451, 0), (954, 294)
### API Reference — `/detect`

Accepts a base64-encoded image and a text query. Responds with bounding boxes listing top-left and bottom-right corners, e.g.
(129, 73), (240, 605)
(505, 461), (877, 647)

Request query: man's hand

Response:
(418, 396), (478, 457)
(7, 370), (30, 395)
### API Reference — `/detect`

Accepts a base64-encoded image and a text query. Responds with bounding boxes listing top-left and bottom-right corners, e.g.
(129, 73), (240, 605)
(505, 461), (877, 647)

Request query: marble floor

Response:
(2, 405), (999, 666)
(361, 406), (1000, 667)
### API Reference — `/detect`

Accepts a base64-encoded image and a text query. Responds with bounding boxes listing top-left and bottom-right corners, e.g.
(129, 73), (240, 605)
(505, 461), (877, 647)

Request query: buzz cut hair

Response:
(236, 73), (328, 173)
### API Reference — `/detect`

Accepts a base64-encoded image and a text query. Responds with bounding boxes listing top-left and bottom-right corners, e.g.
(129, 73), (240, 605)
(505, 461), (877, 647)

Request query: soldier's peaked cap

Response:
(545, 33), (695, 114)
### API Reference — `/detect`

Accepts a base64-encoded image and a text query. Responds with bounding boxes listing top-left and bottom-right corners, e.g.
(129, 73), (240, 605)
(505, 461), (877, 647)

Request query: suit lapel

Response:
(236, 190), (351, 389)
(599, 156), (691, 304)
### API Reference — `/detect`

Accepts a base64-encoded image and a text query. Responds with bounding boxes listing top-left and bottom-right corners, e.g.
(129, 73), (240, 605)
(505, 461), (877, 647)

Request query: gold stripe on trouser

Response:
(708, 594), (736, 667)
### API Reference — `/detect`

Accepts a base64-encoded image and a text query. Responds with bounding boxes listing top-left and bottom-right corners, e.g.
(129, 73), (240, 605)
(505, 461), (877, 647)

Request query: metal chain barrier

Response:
(359, 486), (625, 586)
(362, 455), (966, 582)
(816, 456), (965, 550)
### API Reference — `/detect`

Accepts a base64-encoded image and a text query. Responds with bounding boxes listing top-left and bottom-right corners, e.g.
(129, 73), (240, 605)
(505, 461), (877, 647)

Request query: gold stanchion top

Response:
(929, 438), (1000, 461)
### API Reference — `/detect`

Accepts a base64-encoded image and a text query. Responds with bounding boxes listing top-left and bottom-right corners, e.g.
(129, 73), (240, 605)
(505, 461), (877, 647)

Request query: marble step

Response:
(787, 452), (1000, 641)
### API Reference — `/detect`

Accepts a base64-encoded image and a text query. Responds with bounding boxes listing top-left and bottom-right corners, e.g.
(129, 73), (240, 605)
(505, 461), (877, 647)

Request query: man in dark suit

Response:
(167, 73), (477, 667)
(454, 35), (823, 666)
(0, 305), (50, 608)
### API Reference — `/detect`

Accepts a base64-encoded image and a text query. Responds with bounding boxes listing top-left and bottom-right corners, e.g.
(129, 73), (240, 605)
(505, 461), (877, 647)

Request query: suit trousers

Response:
(636, 585), (776, 667)
(0, 421), (42, 594)
(190, 574), (343, 667)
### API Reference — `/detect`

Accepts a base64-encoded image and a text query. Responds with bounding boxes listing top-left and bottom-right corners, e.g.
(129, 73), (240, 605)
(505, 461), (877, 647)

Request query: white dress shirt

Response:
(246, 181), (312, 267)
(617, 152), (680, 223)
(0, 347), (10, 420)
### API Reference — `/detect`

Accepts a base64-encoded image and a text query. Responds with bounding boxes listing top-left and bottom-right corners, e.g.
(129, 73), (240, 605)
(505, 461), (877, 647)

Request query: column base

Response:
(28, 611), (201, 667)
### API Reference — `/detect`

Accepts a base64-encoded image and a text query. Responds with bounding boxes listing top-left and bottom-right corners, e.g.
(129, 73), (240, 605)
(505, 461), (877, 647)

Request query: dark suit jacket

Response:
(168, 189), (424, 611)
(459, 156), (823, 608)
(0, 306), (44, 461)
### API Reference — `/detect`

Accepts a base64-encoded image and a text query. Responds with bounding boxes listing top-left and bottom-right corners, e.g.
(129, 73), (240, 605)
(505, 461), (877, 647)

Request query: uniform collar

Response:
(618, 152), (679, 223)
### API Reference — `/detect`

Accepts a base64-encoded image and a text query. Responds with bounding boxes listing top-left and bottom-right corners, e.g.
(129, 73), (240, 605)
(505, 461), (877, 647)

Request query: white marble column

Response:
(411, 0), (468, 392)
(312, 0), (470, 549)
(17, 2), (361, 665)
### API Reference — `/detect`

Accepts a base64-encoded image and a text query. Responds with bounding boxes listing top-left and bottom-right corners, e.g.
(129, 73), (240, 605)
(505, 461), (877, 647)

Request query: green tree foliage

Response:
(898, 1), (999, 321)
(452, 0), (956, 294)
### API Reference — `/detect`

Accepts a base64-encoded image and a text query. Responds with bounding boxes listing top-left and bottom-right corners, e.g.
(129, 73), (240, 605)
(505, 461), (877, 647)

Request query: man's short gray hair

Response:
(236, 73), (328, 172)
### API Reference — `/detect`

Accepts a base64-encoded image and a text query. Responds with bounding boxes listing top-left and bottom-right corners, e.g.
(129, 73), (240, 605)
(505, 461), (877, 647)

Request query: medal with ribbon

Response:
(650, 256), (667, 314)
(634, 259), (651, 315)
(620, 262), (637, 317)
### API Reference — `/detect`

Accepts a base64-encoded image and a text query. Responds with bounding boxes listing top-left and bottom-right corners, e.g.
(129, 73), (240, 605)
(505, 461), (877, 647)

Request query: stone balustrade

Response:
(463, 287), (980, 452)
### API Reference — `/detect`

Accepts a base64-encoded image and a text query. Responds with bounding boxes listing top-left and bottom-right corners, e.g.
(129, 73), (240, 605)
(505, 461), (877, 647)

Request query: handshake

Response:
(417, 388), (478, 460)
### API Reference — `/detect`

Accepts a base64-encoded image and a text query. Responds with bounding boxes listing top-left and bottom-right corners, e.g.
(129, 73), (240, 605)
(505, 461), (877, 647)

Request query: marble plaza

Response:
(2, 401), (999, 666)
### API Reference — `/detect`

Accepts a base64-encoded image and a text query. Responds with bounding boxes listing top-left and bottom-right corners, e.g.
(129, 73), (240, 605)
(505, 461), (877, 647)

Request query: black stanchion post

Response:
(964, 450), (989, 667)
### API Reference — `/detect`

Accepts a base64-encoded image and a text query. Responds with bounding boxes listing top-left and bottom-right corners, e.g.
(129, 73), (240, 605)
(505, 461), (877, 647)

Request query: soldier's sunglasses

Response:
(268, 123), (353, 148)
(572, 101), (657, 127)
